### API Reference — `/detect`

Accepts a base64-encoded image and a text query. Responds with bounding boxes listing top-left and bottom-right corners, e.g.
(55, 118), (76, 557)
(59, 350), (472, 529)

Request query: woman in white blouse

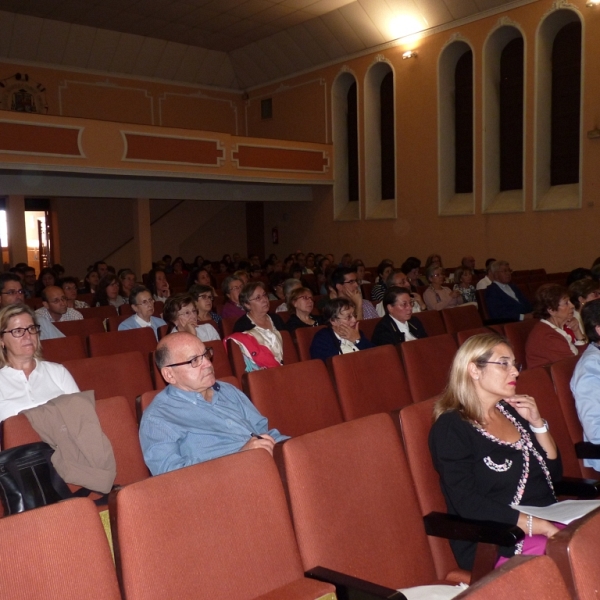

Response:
(0, 304), (79, 422)
(163, 294), (220, 342)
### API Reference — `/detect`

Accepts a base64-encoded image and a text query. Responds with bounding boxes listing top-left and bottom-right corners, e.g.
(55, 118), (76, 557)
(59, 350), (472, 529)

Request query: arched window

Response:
(500, 38), (524, 192)
(347, 82), (359, 203)
(551, 21), (581, 186)
(380, 72), (395, 201)
(454, 51), (473, 195)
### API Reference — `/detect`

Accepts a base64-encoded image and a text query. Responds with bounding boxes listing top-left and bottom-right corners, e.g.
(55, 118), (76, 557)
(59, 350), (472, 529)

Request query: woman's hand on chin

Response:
(504, 394), (543, 427)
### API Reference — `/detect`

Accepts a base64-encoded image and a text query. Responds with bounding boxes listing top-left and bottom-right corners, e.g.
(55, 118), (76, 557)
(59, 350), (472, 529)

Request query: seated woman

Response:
(232, 281), (287, 366)
(118, 286), (166, 340)
(429, 333), (561, 571)
(0, 304), (79, 422)
(79, 269), (99, 295)
(147, 268), (170, 302)
(163, 294), (220, 342)
(571, 299), (600, 472)
(424, 265), (463, 311)
(371, 286), (427, 346)
(371, 260), (394, 302)
(453, 266), (477, 304)
(35, 267), (58, 298)
(95, 273), (126, 308)
(525, 283), (586, 369)
(310, 298), (373, 361)
(189, 284), (222, 327)
(61, 276), (89, 309)
(401, 256), (426, 291)
(118, 268), (137, 302)
(569, 278), (600, 334)
(286, 287), (324, 333)
(220, 276), (246, 319)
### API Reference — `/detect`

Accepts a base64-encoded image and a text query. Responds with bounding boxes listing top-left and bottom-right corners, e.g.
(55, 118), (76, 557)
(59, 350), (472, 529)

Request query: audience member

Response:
(285, 287), (324, 333)
(35, 267), (58, 297)
(375, 270), (426, 316)
(139, 332), (288, 475)
(22, 266), (36, 299)
(526, 283), (586, 369)
(171, 257), (188, 276)
(571, 299), (600, 472)
(187, 267), (212, 290)
(453, 266), (477, 304)
(93, 261), (109, 279)
(147, 268), (170, 302)
(164, 294), (220, 342)
(566, 267), (592, 287)
(485, 261), (532, 322)
(569, 278), (600, 333)
(118, 286), (166, 340)
(95, 273), (126, 308)
(221, 276), (245, 319)
(372, 287), (427, 347)
(371, 260), (394, 302)
(275, 278), (302, 313)
(0, 304), (79, 422)
(424, 265), (463, 310)
(189, 284), (222, 327)
(329, 267), (379, 320)
(36, 286), (83, 322)
(0, 274), (63, 340)
(118, 268), (137, 301)
(424, 254), (443, 271)
(80, 269), (99, 294)
(353, 259), (369, 284)
(401, 256), (425, 290)
(62, 277), (90, 309)
(310, 298), (373, 361)
(476, 258), (497, 290)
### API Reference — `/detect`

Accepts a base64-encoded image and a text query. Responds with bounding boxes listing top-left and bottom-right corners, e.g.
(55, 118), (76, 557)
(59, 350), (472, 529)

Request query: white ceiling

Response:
(0, 0), (531, 90)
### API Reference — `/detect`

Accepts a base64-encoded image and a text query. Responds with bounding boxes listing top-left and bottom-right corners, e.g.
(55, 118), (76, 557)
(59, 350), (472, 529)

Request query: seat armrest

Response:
(305, 566), (406, 600)
(423, 511), (524, 547)
(554, 476), (600, 499)
(575, 441), (600, 460)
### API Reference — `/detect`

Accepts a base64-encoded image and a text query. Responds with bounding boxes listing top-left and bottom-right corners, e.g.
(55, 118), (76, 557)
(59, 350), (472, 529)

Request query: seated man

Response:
(35, 286), (83, 322)
(476, 258), (497, 290)
(485, 260), (532, 322)
(0, 273), (64, 340)
(375, 269), (426, 316)
(329, 266), (379, 320)
(139, 332), (288, 475)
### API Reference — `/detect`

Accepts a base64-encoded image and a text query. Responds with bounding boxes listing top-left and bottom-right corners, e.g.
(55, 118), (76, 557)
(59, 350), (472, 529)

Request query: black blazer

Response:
(232, 312), (288, 333)
(371, 314), (428, 347)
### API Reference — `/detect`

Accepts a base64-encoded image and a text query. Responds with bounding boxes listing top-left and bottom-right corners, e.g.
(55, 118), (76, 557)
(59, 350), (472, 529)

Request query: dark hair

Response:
(147, 269), (166, 298)
(35, 267), (57, 296)
(61, 276), (80, 288)
(322, 297), (354, 323)
(566, 268), (592, 287)
(163, 293), (195, 327)
(0, 273), (22, 293)
(454, 267), (473, 286)
(485, 258), (497, 271)
(187, 267), (210, 289)
(239, 281), (267, 311)
(582, 299), (600, 343)
(189, 284), (213, 300)
(533, 283), (569, 319)
(569, 279), (600, 310)
(95, 274), (120, 306)
(329, 267), (357, 290)
(401, 257), (421, 274)
(129, 285), (151, 306)
(377, 260), (393, 277)
(288, 287), (313, 315)
(222, 276), (243, 300)
(382, 286), (412, 314)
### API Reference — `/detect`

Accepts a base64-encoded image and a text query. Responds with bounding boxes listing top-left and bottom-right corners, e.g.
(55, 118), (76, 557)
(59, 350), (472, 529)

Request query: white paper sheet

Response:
(511, 500), (600, 524)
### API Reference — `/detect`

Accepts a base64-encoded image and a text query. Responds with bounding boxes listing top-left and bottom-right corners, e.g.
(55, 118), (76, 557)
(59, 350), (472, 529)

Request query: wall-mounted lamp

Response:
(402, 50), (418, 60)
(588, 128), (600, 139)
(586, 0), (600, 6)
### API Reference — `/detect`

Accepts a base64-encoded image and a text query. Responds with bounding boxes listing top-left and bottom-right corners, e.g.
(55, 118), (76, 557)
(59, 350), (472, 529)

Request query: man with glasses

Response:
(329, 267), (379, 320)
(375, 269), (427, 317)
(35, 286), (83, 322)
(139, 332), (288, 475)
(0, 273), (64, 340)
(485, 260), (533, 322)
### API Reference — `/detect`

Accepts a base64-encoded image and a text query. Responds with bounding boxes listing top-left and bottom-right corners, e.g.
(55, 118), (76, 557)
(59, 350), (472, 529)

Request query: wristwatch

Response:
(530, 419), (549, 434)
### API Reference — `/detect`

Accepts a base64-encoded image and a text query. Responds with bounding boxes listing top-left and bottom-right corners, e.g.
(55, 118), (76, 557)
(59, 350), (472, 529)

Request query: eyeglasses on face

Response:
(136, 298), (155, 306)
(342, 279), (358, 285)
(1, 324), (41, 338)
(249, 293), (268, 302)
(296, 295), (313, 302)
(178, 309), (199, 318)
(197, 294), (213, 301)
(394, 300), (415, 308)
(481, 360), (523, 372)
(229, 285), (243, 293)
(165, 347), (214, 369)
(1, 289), (24, 296)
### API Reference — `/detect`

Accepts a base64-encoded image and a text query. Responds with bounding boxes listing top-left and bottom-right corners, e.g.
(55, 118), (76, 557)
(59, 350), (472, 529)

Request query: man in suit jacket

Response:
(485, 261), (533, 322)
(371, 286), (428, 346)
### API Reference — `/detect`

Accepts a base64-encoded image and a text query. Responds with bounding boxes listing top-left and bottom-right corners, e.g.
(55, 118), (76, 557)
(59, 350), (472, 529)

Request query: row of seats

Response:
(1, 410), (595, 599)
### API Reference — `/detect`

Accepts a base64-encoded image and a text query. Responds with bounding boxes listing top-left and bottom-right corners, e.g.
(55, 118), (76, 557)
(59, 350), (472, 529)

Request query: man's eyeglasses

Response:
(165, 347), (214, 369)
(1, 324), (41, 338)
(394, 301), (415, 308)
(481, 360), (523, 372)
(1, 289), (24, 296)
(342, 279), (358, 285)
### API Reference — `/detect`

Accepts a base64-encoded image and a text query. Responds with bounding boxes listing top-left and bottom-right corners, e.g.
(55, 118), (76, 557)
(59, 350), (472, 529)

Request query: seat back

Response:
(475, 289), (490, 322)
(413, 311), (446, 337)
(64, 352), (154, 418)
(441, 305), (483, 335)
(78, 306), (119, 320)
(54, 318), (105, 339)
(456, 555), (570, 600)
(88, 328), (157, 358)
(515, 367), (582, 478)
(0, 497), (121, 600)
(220, 316), (239, 338)
(399, 398), (461, 580)
(282, 413), (438, 589)
(244, 359), (343, 437)
(401, 334), (458, 403)
(119, 303), (134, 316)
(456, 325), (505, 346)
(546, 506), (600, 600)
(226, 338), (247, 381)
(331, 345), (412, 420)
(295, 325), (326, 361)
(281, 329), (299, 364)
(41, 335), (87, 363)
(105, 315), (130, 332)
(358, 317), (382, 341)
(503, 319), (539, 369)
(110, 450), (332, 600)
(3, 395), (149, 487)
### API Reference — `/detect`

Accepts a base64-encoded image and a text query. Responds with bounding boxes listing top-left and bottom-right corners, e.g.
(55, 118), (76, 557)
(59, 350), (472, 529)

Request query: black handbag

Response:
(0, 442), (73, 515)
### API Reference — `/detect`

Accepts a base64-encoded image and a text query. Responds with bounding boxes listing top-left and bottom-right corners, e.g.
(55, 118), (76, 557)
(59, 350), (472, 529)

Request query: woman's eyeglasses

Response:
(1, 324), (41, 338)
(481, 360), (523, 372)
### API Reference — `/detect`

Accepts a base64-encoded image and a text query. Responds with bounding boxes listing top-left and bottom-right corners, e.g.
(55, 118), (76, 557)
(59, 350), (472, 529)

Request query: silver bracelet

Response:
(530, 419), (549, 434)
(527, 514), (533, 537)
